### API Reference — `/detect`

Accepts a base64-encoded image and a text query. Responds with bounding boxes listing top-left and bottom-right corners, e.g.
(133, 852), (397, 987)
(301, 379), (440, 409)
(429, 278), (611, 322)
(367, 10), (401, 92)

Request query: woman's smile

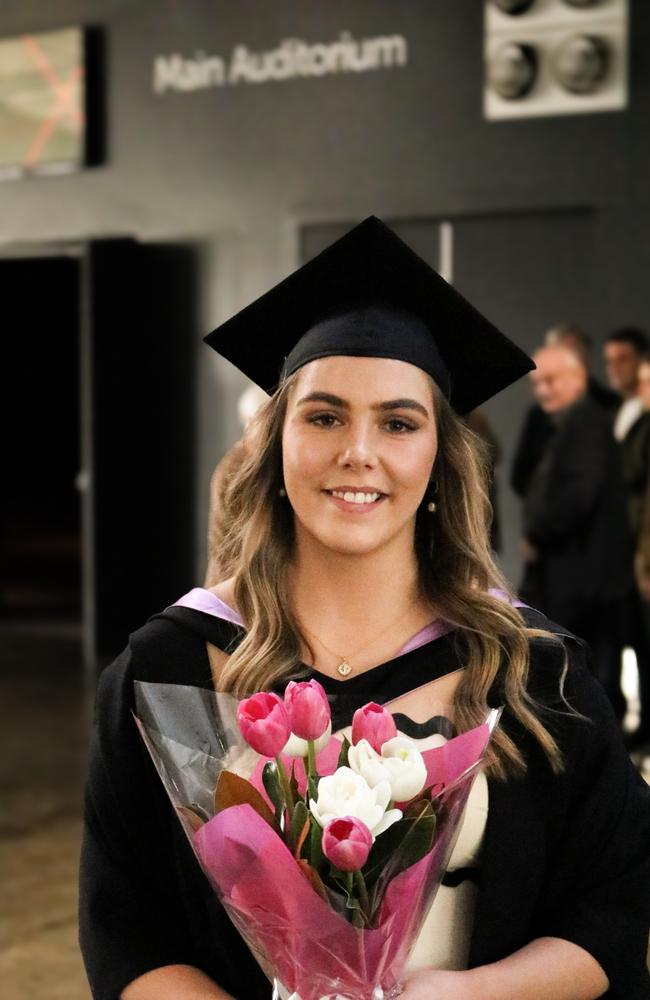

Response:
(323, 486), (388, 513)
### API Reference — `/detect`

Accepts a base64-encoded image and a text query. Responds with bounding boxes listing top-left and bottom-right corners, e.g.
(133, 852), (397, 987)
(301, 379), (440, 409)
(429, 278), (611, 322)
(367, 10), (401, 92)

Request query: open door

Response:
(81, 239), (198, 668)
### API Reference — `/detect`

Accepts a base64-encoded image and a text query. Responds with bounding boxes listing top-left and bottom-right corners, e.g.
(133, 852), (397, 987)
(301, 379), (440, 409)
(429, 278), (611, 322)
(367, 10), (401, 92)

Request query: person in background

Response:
(511, 322), (616, 501)
(604, 328), (650, 523)
(604, 327), (650, 748)
(205, 384), (269, 586)
(628, 350), (650, 751)
(465, 408), (501, 552)
(518, 345), (630, 705)
(634, 356), (650, 607)
(546, 323), (619, 414)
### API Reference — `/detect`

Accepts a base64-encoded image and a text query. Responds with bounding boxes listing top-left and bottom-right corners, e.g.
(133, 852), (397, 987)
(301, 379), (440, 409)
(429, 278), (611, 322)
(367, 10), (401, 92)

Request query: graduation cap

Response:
(204, 216), (534, 414)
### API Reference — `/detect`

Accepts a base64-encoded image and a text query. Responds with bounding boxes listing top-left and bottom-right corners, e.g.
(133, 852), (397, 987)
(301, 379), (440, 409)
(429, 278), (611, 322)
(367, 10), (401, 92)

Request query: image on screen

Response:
(0, 26), (85, 180)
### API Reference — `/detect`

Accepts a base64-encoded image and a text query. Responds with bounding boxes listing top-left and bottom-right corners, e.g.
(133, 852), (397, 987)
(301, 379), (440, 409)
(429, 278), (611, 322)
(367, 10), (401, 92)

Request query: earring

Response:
(278, 486), (286, 497)
(426, 479), (438, 513)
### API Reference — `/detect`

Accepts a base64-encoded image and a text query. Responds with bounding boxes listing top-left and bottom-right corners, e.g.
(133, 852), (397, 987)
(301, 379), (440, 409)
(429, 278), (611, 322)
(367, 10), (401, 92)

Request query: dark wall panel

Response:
(453, 210), (597, 583)
(87, 240), (197, 657)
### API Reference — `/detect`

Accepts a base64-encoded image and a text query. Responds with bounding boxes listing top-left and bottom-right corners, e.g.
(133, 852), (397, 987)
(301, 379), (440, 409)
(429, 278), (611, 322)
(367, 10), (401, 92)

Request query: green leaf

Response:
(308, 813), (326, 873)
(362, 818), (410, 888)
(363, 800), (436, 893)
(343, 886), (361, 912)
(262, 761), (284, 818)
(405, 795), (436, 818)
(331, 872), (369, 928)
(289, 764), (300, 804)
(336, 735), (351, 770)
(307, 772), (319, 805)
(296, 859), (330, 903)
(288, 800), (310, 857)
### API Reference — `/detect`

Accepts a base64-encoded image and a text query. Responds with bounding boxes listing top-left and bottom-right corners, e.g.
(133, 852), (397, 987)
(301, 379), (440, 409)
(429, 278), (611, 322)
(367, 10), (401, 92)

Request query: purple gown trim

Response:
(173, 588), (244, 626)
(171, 587), (527, 656)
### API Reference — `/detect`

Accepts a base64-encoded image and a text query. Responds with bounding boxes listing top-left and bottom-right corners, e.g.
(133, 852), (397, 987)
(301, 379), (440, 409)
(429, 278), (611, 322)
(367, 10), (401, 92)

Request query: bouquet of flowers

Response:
(134, 677), (499, 1000)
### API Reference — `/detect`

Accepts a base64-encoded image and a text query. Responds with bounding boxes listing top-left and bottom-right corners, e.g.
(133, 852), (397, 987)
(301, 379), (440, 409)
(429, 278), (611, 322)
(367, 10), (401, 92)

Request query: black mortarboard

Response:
(204, 216), (534, 414)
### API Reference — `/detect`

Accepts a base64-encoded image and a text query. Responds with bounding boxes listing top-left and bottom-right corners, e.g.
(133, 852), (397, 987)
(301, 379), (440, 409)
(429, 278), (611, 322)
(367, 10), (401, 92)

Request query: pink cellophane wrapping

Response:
(195, 725), (491, 1000)
(133, 681), (497, 1000)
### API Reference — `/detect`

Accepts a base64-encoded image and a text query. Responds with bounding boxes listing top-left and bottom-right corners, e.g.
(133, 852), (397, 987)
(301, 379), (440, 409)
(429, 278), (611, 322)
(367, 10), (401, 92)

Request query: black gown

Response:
(79, 603), (650, 1000)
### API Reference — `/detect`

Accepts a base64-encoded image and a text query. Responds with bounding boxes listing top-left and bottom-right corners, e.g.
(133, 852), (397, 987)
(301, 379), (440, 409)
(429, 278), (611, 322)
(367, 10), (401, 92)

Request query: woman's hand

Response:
(400, 938), (608, 1000)
(121, 965), (234, 999)
(400, 968), (476, 999)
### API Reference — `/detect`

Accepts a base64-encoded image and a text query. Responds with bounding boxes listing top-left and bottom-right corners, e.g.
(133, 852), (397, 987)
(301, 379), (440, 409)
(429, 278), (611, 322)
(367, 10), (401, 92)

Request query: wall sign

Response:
(153, 30), (408, 94)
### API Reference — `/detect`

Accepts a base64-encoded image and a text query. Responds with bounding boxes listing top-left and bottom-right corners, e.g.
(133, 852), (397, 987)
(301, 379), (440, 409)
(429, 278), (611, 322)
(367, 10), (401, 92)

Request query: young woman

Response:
(79, 219), (650, 1000)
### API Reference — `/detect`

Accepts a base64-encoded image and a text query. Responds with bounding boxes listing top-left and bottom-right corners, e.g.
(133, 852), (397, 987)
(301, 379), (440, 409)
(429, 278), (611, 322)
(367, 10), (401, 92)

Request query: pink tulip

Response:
(351, 702), (397, 753)
(284, 679), (331, 741)
(322, 817), (373, 872)
(237, 692), (291, 758)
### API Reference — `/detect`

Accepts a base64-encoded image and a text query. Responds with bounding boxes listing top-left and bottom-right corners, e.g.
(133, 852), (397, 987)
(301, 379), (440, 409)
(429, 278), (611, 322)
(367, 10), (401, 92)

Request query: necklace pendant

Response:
(337, 660), (352, 677)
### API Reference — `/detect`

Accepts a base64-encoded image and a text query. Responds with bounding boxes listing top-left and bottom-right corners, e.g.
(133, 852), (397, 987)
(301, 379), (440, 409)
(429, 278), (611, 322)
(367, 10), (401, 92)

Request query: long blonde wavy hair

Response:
(216, 370), (568, 780)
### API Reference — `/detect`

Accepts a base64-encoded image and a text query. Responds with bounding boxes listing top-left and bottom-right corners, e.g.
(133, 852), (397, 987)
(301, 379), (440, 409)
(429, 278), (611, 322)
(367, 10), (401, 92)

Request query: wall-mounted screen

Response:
(0, 27), (87, 180)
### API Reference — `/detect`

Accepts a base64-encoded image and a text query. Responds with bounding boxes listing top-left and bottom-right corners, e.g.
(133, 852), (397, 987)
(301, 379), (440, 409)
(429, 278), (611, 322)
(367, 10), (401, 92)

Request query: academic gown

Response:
(79, 604), (650, 1000)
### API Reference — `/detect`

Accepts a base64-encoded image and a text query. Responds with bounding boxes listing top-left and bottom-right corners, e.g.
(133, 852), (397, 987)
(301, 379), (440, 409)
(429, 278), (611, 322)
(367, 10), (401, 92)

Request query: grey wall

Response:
(1, 0), (649, 583)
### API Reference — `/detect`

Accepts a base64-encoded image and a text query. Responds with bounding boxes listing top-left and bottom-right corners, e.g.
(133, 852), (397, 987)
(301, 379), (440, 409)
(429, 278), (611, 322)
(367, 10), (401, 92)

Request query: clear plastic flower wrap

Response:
(134, 679), (500, 1000)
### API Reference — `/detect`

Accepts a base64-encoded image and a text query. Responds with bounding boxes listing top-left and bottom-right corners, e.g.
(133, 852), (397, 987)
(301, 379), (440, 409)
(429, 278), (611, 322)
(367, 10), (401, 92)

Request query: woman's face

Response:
(281, 356), (438, 558)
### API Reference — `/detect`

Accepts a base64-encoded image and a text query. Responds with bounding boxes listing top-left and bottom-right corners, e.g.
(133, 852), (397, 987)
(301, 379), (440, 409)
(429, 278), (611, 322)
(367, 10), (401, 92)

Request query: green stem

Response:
(306, 739), (318, 801)
(274, 755), (294, 815)
(306, 739), (317, 779)
(345, 870), (354, 895)
(354, 869), (370, 919)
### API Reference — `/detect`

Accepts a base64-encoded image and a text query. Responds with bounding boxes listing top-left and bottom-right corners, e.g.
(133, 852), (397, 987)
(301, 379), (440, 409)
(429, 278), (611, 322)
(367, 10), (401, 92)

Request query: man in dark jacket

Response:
(604, 327), (650, 747)
(512, 323), (618, 499)
(517, 346), (631, 699)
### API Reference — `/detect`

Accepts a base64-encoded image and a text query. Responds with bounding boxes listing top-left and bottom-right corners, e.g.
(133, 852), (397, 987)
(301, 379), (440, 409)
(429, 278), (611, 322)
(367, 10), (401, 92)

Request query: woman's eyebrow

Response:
(296, 391), (429, 418)
(376, 398), (430, 418)
(297, 391), (349, 408)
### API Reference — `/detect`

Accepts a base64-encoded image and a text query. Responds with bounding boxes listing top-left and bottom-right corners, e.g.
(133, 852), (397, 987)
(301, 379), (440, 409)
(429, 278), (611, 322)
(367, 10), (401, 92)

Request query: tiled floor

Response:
(1, 624), (648, 999)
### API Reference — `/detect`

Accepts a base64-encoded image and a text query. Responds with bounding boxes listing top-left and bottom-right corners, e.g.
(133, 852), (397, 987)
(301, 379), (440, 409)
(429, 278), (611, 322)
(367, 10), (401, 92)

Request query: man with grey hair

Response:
(511, 322), (617, 500)
(516, 345), (630, 702)
(545, 322), (619, 414)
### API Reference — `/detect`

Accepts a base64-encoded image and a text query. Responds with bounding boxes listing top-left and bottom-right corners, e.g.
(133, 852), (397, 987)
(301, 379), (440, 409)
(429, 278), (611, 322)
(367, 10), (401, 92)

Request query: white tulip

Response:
(309, 766), (402, 839)
(380, 737), (428, 802)
(349, 736), (428, 803)
(282, 721), (332, 758)
(348, 738), (392, 787)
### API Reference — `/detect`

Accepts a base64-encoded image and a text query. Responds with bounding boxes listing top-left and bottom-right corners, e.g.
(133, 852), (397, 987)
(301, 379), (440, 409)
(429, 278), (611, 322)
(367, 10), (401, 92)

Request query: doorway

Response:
(0, 239), (198, 671)
(2, 255), (82, 624)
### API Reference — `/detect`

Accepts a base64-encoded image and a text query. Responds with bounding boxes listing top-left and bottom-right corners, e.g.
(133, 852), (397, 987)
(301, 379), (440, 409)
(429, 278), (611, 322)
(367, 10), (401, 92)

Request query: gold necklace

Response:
(299, 603), (419, 678)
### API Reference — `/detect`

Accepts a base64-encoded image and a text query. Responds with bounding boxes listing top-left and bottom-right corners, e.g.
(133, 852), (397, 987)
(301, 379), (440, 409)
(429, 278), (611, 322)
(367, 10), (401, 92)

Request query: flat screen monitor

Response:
(0, 26), (91, 180)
